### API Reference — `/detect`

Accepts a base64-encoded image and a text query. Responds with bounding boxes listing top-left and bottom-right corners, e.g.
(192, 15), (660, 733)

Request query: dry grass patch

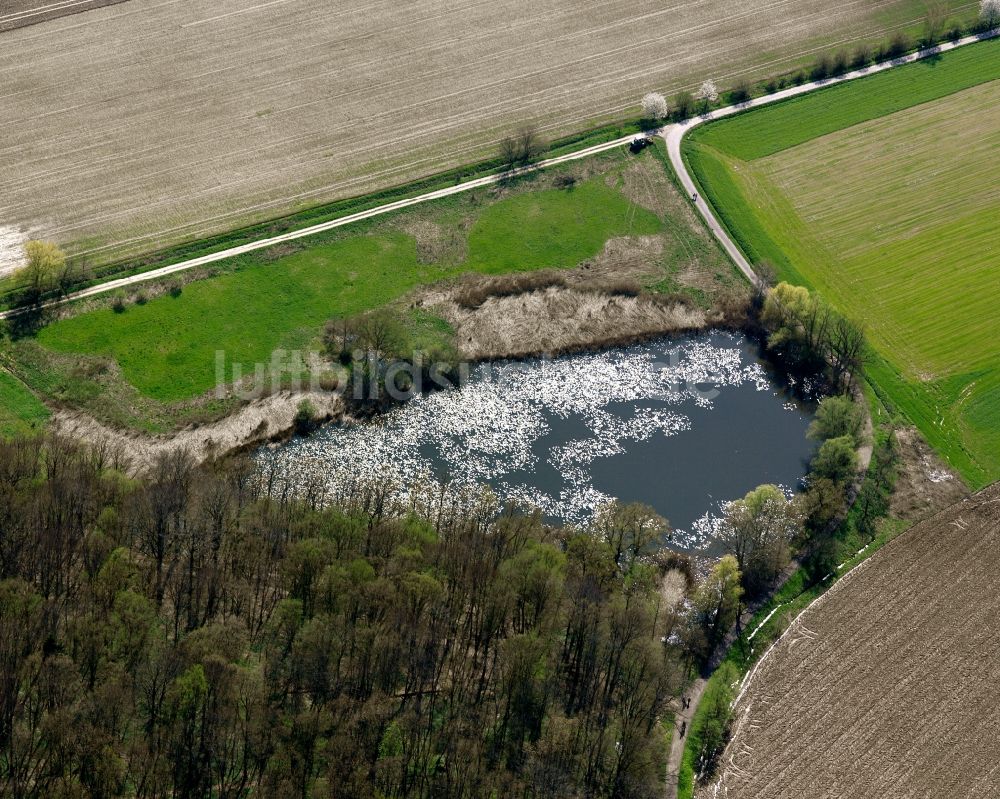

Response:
(439, 286), (715, 361)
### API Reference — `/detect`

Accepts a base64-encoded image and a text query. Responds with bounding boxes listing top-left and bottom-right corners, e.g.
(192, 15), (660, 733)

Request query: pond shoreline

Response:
(50, 293), (758, 473)
(254, 327), (820, 548)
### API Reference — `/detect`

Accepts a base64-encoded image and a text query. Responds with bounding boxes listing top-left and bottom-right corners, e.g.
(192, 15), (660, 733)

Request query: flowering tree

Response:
(641, 91), (669, 120)
(983, 0), (1000, 28)
(696, 79), (719, 104)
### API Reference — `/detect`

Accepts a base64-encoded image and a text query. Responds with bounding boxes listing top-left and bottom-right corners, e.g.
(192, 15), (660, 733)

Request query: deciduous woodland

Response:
(0, 276), (882, 797)
(0, 435), (699, 798)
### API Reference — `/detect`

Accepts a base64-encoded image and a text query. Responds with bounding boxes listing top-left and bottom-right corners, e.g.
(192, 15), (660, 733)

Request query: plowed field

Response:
(698, 483), (1000, 798)
(0, 0), (947, 264)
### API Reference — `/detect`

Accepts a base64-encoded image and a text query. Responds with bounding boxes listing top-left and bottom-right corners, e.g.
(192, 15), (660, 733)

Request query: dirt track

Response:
(698, 483), (1000, 798)
(0, 0), (939, 266)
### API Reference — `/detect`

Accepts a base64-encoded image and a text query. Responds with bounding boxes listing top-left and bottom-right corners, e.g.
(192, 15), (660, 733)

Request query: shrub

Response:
(831, 49), (850, 75)
(552, 173), (577, 189)
(810, 54), (832, 81)
(132, 290), (148, 305)
(728, 80), (752, 104)
(167, 280), (183, 298)
(851, 43), (873, 69)
(453, 271), (567, 309)
(293, 399), (318, 436)
(111, 293), (126, 314)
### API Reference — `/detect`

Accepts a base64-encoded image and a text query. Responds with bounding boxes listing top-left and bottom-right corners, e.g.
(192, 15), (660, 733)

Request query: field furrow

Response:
(698, 485), (1000, 798)
(0, 0), (946, 264)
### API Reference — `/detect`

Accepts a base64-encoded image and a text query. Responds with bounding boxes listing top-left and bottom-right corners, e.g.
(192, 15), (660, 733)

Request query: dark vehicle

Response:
(629, 135), (653, 153)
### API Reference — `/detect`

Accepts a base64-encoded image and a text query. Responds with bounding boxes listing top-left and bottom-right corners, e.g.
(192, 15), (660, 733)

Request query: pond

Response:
(256, 331), (818, 553)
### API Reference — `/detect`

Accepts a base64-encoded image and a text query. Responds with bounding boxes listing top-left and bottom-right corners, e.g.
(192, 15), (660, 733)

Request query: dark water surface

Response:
(256, 331), (817, 552)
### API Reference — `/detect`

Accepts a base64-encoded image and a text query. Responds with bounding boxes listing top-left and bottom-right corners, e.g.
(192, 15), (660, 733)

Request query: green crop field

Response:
(0, 369), (49, 438)
(684, 37), (1000, 488)
(35, 177), (662, 403)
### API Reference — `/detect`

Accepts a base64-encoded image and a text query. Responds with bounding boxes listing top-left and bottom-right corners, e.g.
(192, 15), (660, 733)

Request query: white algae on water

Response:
(256, 332), (815, 551)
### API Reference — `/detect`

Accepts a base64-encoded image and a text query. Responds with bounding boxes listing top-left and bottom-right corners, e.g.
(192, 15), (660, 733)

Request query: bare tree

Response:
(924, 0), (949, 43)
(827, 315), (867, 388)
(498, 125), (545, 172)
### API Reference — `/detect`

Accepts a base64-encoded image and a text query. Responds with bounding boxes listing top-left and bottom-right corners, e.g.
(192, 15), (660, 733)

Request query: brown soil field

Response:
(0, 0), (131, 32)
(0, 0), (957, 267)
(697, 482), (1000, 799)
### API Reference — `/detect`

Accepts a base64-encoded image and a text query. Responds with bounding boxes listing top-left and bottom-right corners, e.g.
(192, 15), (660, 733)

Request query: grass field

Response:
(0, 0), (962, 268)
(34, 172), (663, 403)
(684, 37), (1000, 488)
(0, 368), (49, 437)
(696, 483), (1000, 798)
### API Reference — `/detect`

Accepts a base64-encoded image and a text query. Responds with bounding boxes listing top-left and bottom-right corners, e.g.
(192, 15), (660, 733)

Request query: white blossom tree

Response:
(983, 0), (1000, 28)
(696, 79), (719, 104)
(641, 91), (670, 120)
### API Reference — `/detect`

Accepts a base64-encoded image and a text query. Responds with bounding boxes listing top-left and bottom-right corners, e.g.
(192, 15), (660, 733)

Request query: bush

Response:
(851, 43), (873, 69)
(132, 290), (148, 305)
(831, 49), (850, 75)
(293, 399), (318, 436)
(454, 271), (567, 309)
(694, 661), (740, 778)
(810, 54), (833, 81)
(167, 280), (183, 298)
(728, 80), (752, 104)
(111, 293), (126, 314)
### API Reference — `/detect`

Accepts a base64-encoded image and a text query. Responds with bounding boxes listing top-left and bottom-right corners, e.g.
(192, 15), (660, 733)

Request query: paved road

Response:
(2, 30), (993, 327)
(0, 135), (640, 320)
(659, 31), (997, 798)
(663, 31), (998, 294)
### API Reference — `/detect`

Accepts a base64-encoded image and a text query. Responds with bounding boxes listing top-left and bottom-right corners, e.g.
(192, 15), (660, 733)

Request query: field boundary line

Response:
(663, 29), (999, 290)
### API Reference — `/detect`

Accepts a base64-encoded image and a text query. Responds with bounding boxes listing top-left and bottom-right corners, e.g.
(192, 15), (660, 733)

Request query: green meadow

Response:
(684, 37), (1000, 487)
(35, 178), (662, 403)
(0, 369), (49, 438)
